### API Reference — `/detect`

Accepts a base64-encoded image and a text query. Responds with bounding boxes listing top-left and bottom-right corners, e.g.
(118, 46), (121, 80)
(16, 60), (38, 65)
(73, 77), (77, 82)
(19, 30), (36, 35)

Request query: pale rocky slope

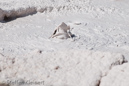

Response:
(0, 0), (129, 22)
(0, 0), (129, 86)
(100, 63), (129, 86)
(0, 0), (90, 21)
(0, 50), (127, 86)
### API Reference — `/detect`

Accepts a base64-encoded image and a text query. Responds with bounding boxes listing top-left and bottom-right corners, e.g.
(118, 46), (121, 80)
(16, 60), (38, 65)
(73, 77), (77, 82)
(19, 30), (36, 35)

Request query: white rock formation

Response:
(0, 50), (126, 86)
(100, 63), (129, 86)
(0, 0), (129, 86)
(0, 0), (90, 22)
(50, 22), (72, 39)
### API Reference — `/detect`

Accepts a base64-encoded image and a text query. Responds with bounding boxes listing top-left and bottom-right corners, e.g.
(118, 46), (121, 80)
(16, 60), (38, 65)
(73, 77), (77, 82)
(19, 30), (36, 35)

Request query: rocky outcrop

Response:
(0, 50), (127, 86)
(0, 0), (89, 22)
(100, 63), (129, 86)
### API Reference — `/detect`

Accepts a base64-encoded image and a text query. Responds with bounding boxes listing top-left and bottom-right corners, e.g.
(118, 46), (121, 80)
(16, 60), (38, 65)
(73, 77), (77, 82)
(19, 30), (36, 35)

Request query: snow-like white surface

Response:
(0, 50), (126, 86)
(0, 0), (129, 86)
(0, 11), (129, 60)
(100, 63), (129, 86)
(0, 0), (129, 59)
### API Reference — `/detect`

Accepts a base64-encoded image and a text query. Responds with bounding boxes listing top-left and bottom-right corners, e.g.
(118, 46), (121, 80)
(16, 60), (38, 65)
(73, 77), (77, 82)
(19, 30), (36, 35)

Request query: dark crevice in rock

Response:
(96, 80), (101, 86)
(1, 7), (37, 23)
(0, 6), (55, 23)
(3, 15), (14, 22)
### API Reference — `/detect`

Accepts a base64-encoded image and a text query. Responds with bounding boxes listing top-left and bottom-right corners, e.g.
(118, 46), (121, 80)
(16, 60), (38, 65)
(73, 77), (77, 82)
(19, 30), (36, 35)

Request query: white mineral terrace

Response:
(0, 0), (129, 86)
